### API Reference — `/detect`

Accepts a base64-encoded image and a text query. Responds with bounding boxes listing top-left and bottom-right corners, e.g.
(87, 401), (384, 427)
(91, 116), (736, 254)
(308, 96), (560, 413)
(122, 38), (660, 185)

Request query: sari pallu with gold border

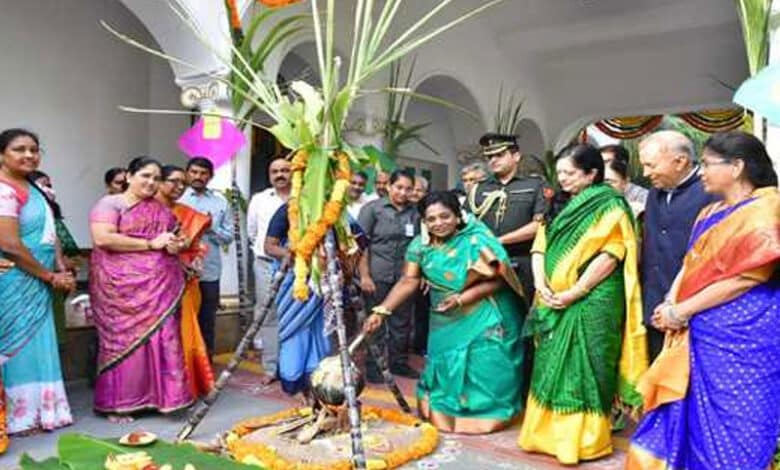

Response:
(89, 196), (192, 414)
(406, 217), (526, 434)
(518, 184), (647, 464)
(627, 187), (780, 470)
(172, 203), (215, 399)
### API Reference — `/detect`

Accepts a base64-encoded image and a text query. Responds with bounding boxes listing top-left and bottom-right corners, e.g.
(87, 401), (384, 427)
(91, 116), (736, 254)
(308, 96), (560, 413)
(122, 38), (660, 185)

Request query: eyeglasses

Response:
(700, 159), (732, 170)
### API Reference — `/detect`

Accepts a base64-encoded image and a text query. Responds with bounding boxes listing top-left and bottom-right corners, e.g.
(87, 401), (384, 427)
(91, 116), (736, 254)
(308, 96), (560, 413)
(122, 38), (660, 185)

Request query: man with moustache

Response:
(374, 170), (390, 198)
(467, 133), (548, 301)
(180, 157), (234, 358)
(638, 130), (716, 359)
(347, 171), (370, 219)
(247, 156), (292, 383)
(409, 175), (429, 205)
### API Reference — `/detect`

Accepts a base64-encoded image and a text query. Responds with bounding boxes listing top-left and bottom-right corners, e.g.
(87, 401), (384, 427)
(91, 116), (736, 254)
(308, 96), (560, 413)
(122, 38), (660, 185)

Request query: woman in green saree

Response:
(518, 144), (647, 464)
(363, 191), (526, 434)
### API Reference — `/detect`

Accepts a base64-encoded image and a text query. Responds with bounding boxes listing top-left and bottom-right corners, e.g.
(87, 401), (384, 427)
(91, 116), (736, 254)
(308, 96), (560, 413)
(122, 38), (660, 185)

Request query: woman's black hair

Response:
(0, 128), (39, 153)
(703, 131), (778, 188)
(607, 158), (629, 181)
(27, 169), (63, 219)
(418, 190), (467, 230)
(161, 164), (185, 180)
(127, 156), (162, 176)
(28, 170), (49, 184)
(104, 167), (126, 185)
(557, 143), (605, 184)
(389, 168), (414, 185)
(544, 143), (605, 223)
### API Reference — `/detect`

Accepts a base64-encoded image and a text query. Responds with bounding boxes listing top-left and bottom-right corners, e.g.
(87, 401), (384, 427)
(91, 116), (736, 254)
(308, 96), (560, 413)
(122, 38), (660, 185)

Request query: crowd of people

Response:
(0, 124), (778, 469)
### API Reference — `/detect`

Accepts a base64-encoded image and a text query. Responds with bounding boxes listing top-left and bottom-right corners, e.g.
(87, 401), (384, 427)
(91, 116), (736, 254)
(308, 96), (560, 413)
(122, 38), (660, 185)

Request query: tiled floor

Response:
(1, 355), (630, 470)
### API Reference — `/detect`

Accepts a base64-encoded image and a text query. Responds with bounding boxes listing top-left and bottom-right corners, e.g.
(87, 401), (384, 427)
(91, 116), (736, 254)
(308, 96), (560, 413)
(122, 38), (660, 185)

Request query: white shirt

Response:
(247, 188), (286, 258)
(347, 193), (376, 220)
(665, 166), (699, 204)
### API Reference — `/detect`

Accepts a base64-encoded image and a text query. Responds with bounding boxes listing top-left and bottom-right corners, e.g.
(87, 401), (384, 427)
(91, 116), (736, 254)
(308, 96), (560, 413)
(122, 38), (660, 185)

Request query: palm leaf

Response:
(735, 0), (774, 76)
(494, 84), (525, 134)
(384, 87), (483, 123)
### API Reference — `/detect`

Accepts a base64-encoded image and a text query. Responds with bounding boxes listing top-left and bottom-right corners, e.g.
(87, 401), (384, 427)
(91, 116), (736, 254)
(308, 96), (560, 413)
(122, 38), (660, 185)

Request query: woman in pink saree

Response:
(89, 156), (192, 421)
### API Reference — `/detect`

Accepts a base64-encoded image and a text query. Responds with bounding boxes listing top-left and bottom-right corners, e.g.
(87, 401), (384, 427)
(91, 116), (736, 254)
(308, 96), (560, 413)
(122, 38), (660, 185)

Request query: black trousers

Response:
(365, 281), (414, 372)
(510, 255), (534, 307)
(646, 324), (666, 362)
(198, 280), (220, 356)
(412, 291), (430, 354)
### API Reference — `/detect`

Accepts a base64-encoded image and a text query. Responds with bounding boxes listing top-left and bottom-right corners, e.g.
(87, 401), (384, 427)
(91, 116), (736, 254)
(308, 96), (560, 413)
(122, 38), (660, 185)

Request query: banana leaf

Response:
(363, 145), (396, 172)
(19, 433), (257, 470)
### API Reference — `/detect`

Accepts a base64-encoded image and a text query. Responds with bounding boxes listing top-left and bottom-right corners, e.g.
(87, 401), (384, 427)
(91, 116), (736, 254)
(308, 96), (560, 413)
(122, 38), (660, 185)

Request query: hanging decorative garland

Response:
(593, 108), (746, 140)
(594, 115), (664, 140)
(288, 150), (351, 301)
(678, 108), (746, 133)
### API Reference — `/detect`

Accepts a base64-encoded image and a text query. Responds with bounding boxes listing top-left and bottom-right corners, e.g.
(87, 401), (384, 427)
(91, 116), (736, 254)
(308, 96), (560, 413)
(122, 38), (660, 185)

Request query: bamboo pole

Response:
(176, 261), (289, 442)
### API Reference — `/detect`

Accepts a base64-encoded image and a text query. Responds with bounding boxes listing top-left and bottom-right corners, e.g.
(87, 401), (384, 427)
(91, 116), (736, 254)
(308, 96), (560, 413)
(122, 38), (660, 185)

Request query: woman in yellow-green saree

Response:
(518, 144), (647, 464)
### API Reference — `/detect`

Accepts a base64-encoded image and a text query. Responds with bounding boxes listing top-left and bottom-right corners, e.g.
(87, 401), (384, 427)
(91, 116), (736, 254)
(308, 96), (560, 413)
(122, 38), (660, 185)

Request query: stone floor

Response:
(1, 355), (630, 470)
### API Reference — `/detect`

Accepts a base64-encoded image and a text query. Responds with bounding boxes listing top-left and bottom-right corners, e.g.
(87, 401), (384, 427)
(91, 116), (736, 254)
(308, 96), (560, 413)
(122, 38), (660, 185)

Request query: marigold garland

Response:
(287, 151), (351, 301)
(257, 0), (304, 8)
(227, 405), (439, 470)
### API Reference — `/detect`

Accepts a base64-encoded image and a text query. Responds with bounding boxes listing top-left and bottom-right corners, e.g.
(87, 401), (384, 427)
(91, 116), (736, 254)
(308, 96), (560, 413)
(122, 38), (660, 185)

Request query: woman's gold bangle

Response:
(455, 295), (463, 307)
(372, 306), (392, 317)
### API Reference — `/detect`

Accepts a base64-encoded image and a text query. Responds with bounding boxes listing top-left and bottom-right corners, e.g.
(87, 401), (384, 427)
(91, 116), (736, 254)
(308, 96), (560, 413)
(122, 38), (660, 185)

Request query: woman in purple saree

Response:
(89, 157), (192, 421)
(627, 132), (780, 469)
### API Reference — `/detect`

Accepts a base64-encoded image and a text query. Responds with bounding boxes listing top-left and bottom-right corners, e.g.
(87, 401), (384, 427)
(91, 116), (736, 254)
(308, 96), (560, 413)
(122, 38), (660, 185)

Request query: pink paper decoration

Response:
(177, 117), (247, 169)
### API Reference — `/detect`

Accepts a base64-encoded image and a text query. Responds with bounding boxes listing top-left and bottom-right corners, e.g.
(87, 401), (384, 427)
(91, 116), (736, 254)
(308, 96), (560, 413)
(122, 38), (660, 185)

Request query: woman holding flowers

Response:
(155, 164), (215, 400)
(89, 156), (192, 422)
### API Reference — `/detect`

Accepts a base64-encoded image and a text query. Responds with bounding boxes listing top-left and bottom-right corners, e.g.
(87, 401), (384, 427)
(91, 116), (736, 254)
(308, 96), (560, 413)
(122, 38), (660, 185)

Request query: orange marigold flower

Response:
(225, 0), (242, 30)
(257, 0), (304, 8)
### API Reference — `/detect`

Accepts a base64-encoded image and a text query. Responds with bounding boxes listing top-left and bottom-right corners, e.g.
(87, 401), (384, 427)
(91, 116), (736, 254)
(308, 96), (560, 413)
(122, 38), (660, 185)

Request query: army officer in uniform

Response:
(467, 133), (548, 303)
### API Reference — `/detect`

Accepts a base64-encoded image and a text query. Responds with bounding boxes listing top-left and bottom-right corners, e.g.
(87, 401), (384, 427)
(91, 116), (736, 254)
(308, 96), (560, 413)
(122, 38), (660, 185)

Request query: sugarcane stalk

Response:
(324, 230), (367, 470)
(176, 260), (289, 442)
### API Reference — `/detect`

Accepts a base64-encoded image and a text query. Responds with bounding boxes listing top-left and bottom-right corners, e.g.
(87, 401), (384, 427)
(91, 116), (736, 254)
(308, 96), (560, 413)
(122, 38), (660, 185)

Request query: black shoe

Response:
(390, 364), (420, 379)
(366, 369), (383, 384)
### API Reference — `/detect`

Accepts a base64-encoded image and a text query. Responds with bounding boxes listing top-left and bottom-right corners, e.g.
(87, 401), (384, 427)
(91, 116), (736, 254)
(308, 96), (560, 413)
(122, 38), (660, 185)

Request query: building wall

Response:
(0, 0), (187, 245)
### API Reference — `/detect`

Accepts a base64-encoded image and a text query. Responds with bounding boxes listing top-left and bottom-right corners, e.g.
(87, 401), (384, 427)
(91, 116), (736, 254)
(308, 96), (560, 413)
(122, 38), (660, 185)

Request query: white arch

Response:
(399, 73), (486, 187)
(515, 118), (546, 157)
(118, 0), (238, 84)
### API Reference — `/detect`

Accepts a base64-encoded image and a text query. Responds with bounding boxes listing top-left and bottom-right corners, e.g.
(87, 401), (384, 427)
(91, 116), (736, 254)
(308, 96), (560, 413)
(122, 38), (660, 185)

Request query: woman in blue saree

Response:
(264, 203), (368, 399)
(0, 129), (74, 453)
(627, 131), (780, 469)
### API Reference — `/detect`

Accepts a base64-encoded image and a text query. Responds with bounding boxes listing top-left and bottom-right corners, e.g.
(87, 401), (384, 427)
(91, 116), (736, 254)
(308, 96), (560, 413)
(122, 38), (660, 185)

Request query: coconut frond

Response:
(493, 84), (525, 135)
(735, 0), (774, 76)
